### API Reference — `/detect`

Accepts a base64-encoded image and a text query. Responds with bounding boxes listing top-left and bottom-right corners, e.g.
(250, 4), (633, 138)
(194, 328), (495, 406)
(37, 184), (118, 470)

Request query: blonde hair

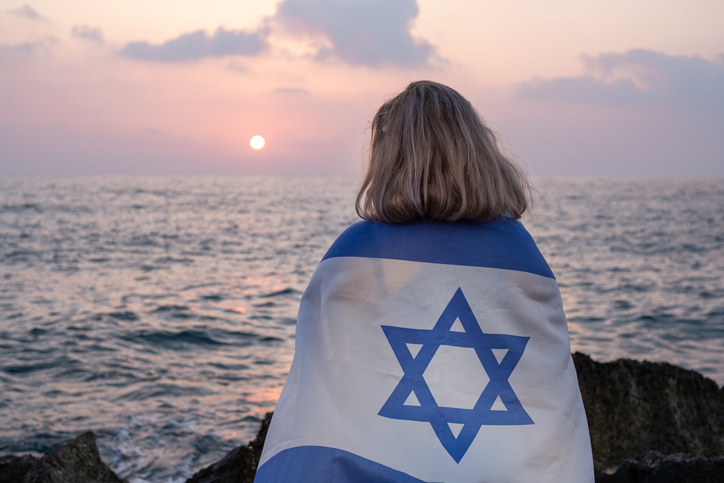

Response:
(356, 81), (531, 223)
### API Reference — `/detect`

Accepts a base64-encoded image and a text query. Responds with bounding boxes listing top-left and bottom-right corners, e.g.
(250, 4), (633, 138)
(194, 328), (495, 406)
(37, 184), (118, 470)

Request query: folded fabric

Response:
(255, 218), (594, 483)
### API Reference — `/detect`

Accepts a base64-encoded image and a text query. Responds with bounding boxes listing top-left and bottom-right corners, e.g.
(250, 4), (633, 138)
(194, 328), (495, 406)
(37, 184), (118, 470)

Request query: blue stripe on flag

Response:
(322, 218), (554, 279)
(255, 446), (435, 483)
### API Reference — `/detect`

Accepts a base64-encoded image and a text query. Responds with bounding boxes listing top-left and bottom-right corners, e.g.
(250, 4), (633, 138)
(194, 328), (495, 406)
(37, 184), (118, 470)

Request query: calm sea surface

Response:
(1, 176), (723, 482)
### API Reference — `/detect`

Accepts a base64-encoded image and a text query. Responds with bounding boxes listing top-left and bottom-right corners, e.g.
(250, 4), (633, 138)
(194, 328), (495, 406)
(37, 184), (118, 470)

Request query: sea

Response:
(1, 176), (722, 482)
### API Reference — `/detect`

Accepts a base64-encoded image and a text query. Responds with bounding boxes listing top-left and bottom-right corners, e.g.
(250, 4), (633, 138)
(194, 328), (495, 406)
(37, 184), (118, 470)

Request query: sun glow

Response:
(250, 135), (265, 150)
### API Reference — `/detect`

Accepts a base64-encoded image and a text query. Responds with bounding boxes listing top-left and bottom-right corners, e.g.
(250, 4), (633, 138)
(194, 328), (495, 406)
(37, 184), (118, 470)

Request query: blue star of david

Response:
(378, 287), (533, 463)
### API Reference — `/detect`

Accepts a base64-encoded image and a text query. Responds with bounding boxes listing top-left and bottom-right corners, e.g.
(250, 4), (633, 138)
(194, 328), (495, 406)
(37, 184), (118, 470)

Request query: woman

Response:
(255, 81), (594, 482)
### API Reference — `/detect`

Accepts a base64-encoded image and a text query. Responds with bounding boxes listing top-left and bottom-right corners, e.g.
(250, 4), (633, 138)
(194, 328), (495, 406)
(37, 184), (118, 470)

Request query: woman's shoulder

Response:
(322, 218), (553, 279)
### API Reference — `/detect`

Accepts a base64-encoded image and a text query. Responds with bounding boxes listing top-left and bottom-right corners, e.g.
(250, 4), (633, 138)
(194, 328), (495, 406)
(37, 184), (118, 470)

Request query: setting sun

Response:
(250, 135), (265, 150)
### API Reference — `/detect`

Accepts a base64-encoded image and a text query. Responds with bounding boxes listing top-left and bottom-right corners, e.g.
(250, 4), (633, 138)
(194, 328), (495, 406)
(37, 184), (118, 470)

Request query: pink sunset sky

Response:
(1, 0), (723, 176)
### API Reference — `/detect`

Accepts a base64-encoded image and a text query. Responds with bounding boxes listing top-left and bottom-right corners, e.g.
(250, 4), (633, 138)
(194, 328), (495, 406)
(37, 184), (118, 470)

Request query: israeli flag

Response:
(255, 218), (594, 483)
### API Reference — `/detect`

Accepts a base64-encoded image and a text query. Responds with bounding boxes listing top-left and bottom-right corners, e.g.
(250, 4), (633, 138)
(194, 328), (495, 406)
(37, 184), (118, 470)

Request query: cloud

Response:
(273, 87), (312, 96)
(0, 41), (43, 54)
(6, 4), (45, 20)
(121, 27), (269, 62)
(0, 37), (56, 55)
(518, 49), (724, 112)
(72, 25), (104, 44)
(0, 37), (56, 69)
(118, 1), (437, 67)
(275, 0), (435, 67)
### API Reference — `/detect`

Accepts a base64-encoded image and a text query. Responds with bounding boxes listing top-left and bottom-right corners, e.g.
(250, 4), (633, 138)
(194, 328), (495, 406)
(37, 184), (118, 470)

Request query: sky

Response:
(1, 0), (723, 176)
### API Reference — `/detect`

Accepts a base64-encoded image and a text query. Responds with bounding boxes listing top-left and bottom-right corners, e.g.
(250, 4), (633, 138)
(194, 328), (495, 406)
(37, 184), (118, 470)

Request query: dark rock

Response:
(186, 412), (273, 483)
(22, 431), (126, 483)
(249, 411), (272, 463)
(595, 450), (724, 483)
(0, 454), (39, 483)
(185, 445), (256, 483)
(573, 352), (724, 470)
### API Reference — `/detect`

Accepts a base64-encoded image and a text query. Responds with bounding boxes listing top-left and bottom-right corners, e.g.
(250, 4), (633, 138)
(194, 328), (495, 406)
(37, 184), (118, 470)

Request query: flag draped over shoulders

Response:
(255, 218), (594, 483)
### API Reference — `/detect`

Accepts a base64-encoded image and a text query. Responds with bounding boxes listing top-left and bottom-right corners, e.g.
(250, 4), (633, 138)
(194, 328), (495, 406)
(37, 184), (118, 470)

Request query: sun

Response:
(250, 135), (265, 150)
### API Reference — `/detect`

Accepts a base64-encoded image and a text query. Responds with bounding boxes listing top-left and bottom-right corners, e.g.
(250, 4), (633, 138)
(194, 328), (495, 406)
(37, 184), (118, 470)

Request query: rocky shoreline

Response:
(2, 352), (723, 483)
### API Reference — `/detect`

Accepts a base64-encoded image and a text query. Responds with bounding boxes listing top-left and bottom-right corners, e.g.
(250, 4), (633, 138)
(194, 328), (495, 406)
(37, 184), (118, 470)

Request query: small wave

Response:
(208, 362), (250, 371)
(121, 330), (225, 349)
(617, 282), (655, 293)
(0, 432), (75, 455)
(568, 316), (606, 324)
(139, 264), (164, 272)
(2, 361), (59, 374)
(636, 315), (659, 322)
(153, 257), (194, 265)
(260, 288), (300, 298)
(200, 294), (224, 301)
(85, 343), (118, 352)
(125, 235), (161, 247)
(253, 301), (276, 308)
(197, 315), (225, 322)
(679, 243), (708, 253)
(115, 383), (213, 402)
(2, 356), (81, 375)
(223, 330), (258, 339)
(180, 283), (218, 291)
(109, 311), (140, 321)
(170, 312), (195, 319)
(613, 300), (635, 310)
(4, 249), (42, 261)
(249, 314), (273, 321)
(1, 203), (42, 213)
(151, 305), (190, 312)
(83, 370), (139, 383)
(259, 336), (284, 343)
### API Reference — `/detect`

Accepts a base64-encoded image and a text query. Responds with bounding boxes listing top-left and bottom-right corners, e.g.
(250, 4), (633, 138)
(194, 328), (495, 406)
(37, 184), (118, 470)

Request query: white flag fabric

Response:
(255, 218), (594, 483)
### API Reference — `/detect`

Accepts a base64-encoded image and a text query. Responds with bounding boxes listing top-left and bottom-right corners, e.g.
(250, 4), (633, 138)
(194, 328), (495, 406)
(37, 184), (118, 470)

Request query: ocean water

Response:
(0, 176), (722, 482)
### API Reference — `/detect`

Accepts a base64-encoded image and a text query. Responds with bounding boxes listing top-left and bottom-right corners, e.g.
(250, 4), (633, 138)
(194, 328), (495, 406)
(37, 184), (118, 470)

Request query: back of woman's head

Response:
(356, 80), (531, 223)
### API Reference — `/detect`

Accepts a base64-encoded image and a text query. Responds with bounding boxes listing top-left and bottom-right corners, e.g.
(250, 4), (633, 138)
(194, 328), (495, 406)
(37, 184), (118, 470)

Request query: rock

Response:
(573, 352), (724, 470)
(22, 431), (126, 483)
(595, 450), (724, 483)
(248, 411), (272, 464)
(185, 445), (256, 483)
(0, 454), (39, 483)
(186, 412), (273, 483)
